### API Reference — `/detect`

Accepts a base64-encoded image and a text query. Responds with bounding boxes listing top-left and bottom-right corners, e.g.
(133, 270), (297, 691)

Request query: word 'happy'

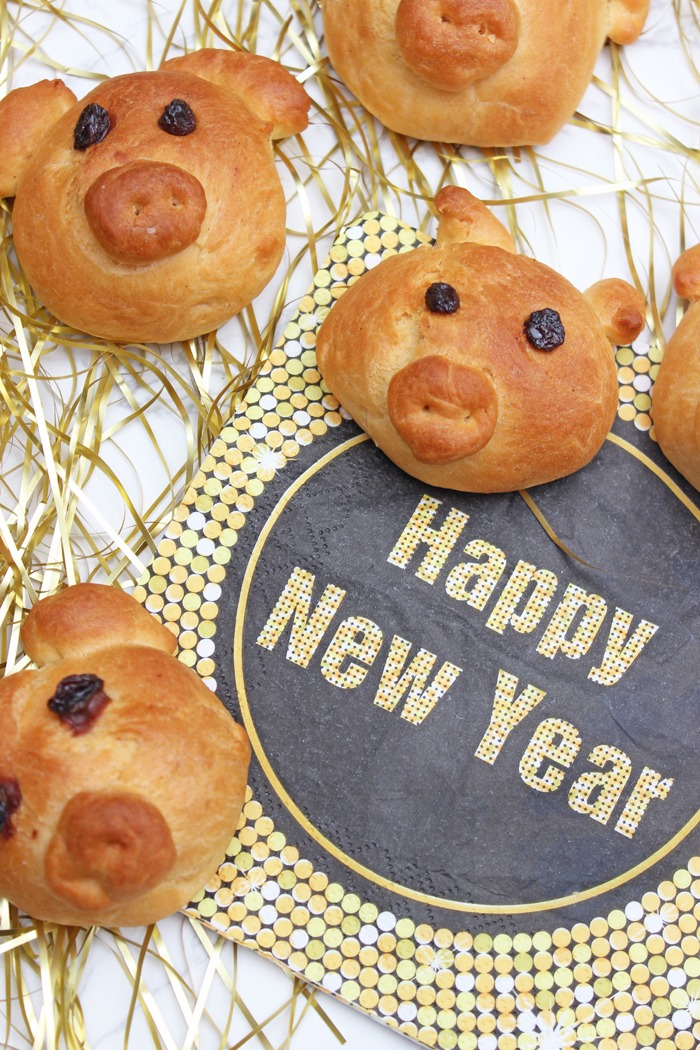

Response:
(256, 496), (671, 838)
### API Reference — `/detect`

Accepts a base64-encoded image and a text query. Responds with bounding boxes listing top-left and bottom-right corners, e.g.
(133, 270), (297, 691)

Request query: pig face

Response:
(0, 50), (309, 343)
(316, 187), (646, 492)
(322, 0), (649, 145)
(0, 583), (250, 927)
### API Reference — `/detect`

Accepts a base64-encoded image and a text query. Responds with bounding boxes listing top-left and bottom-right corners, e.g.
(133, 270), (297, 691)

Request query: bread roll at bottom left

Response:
(0, 582), (250, 927)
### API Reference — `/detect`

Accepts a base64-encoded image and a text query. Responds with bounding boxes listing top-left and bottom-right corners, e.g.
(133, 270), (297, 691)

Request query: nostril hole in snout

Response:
(84, 161), (206, 264)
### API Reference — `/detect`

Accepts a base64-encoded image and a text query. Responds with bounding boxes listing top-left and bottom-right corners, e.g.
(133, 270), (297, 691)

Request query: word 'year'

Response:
(256, 560), (672, 840)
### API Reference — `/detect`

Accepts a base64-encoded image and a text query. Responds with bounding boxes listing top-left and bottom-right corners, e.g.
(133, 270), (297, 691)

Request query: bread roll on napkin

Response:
(316, 188), (646, 493)
(0, 583), (250, 927)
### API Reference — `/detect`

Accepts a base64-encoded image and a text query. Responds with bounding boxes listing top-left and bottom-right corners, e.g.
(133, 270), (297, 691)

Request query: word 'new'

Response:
(256, 565), (672, 839)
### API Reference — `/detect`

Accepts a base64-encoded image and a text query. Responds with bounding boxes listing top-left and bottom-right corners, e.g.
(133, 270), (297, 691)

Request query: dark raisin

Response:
(73, 103), (111, 150)
(524, 308), (565, 351)
(158, 99), (196, 136)
(48, 673), (110, 735)
(425, 282), (460, 314)
(0, 780), (21, 839)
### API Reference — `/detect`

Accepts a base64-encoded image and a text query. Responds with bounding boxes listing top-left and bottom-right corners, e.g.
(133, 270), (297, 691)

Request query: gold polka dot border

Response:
(135, 213), (695, 1048)
(133, 212), (432, 690)
(616, 340), (662, 436)
(188, 787), (700, 1050)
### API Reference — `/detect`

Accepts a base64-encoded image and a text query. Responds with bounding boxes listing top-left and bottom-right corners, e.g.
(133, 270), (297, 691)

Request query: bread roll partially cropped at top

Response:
(652, 245), (700, 491)
(0, 583), (250, 927)
(0, 49), (310, 343)
(322, 0), (649, 146)
(316, 187), (646, 493)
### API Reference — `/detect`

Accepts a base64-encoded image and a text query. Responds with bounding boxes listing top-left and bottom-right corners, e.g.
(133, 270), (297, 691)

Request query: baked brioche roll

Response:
(322, 0), (649, 146)
(316, 188), (646, 493)
(0, 50), (309, 343)
(0, 583), (250, 927)
(651, 245), (700, 491)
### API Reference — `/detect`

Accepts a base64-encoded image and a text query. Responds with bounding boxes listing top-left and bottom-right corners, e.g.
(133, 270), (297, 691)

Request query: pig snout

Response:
(388, 354), (498, 464)
(395, 0), (520, 91)
(84, 160), (206, 264)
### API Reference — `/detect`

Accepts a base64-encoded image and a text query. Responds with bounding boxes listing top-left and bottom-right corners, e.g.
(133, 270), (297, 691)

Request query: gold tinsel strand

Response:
(0, 0), (698, 1046)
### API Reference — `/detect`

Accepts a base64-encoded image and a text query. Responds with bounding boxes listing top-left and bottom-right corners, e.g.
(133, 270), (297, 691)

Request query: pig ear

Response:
(0, 80), (76, 197)
(160, 49), (309, 140)
(606, 0), (649, 45)
(671, 245), (700, 302)
(434, 186), (516, 253)
(585, 278), (646, 344)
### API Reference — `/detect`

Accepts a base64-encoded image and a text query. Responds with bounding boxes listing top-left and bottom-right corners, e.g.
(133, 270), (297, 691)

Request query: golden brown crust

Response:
(2, 52), (308, 343)
(84, 161), (207, 264)
(21, 582), (177, 663)
(395, 0), (520, 91)
(316, 191), (632, 492)
(435, 184), (516, 251)
(45, 793), (177, 910)
(584, 278), (646, 345)
(1, 585), (250, 926)
(652, 300), (700, 492)
(651, 246), (700, 490)
(388, 355), (498, 463)
(0, 80), (76, 197)
(671, 244), (700, 301)
(606, 0), (650, 45)
(161, 50), (310, 140)
(322, 0), (648, 146)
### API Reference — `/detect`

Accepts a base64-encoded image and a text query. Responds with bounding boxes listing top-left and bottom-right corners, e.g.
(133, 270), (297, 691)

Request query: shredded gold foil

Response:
(0, 0), (699, 1046)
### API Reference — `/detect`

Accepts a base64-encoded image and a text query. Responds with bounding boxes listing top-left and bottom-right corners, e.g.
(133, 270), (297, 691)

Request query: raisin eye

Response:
(158, 99), (196, 136)
(73, 103), (111, 150)
(0, 780), (21, 839)
(425, 282), (460, 314)
(48, 673), (110, 735)
(524, 308), (565, 351)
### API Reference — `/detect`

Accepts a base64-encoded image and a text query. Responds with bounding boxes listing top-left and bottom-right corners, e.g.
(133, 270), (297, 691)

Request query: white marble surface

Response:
(2, 0), (699, 1047)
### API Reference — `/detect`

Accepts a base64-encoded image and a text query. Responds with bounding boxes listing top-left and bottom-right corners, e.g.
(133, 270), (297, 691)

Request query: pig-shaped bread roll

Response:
(322, 0), (649, 146)
(0, 50), (309, 343)
(652, 245), (700, 491)
(0, 583), (250, 927)
(316, 187), (646, 493)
